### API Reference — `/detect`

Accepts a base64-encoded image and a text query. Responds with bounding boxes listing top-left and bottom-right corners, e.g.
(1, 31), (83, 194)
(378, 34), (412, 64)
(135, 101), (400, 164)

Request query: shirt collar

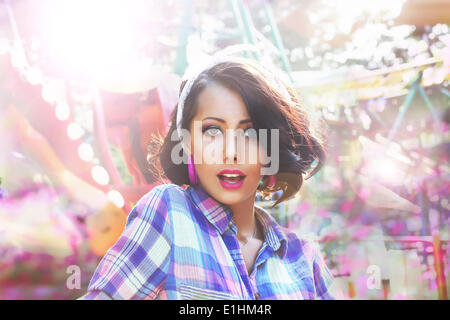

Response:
(185, 184), (288, 259)
(254, 205), (288, 259)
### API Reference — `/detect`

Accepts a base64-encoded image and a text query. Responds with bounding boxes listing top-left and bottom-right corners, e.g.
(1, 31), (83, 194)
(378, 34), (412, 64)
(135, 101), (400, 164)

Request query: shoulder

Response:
(282, 228), (317, 258)
(254, 206), (318, 263)
(281, 229), (321, 268)
(138, 183), (187, 207)
(127, 183), (189, 225)
(144, 183), (186, 197)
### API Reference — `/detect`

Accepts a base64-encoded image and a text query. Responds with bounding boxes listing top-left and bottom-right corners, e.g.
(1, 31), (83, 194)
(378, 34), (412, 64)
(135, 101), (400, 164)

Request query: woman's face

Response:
(189, 82), (263, 206)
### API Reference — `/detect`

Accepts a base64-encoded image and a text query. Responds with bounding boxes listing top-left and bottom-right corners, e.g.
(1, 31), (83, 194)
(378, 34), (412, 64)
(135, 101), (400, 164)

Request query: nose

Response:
(224, 130), (238, 163)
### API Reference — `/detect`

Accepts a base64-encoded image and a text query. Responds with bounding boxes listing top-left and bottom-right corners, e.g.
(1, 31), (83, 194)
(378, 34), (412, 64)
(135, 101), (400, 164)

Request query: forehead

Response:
(194, 83), (250, 120)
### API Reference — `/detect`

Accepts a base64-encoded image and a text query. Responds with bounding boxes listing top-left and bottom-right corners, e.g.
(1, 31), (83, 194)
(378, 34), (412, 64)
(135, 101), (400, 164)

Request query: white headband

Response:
(176, 46), (293, 154)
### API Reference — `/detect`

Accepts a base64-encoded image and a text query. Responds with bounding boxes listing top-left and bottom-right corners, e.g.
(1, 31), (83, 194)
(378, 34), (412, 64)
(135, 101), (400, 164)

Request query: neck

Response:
(228, 191), (258, 239)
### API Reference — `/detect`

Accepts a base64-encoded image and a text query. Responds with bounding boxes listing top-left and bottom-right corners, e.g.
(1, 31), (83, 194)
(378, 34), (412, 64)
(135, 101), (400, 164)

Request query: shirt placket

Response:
(222, 221), (273, 300)
(250, 242), (274, 300)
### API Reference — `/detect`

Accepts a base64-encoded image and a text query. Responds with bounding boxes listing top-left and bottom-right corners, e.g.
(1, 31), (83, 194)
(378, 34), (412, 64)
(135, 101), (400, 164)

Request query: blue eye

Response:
(243, 127), (257, 138)
(203, 126), (222, 137)
(202, 126), (256, 138)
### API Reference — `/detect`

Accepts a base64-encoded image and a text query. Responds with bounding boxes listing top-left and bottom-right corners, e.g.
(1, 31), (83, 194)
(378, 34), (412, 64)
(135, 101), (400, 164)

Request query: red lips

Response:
(217, 169), (246, 176)
(217, 169), (246, 190)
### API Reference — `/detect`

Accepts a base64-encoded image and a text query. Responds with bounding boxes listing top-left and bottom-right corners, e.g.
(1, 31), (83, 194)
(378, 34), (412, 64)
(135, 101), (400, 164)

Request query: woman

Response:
(78, 55), (337, 300)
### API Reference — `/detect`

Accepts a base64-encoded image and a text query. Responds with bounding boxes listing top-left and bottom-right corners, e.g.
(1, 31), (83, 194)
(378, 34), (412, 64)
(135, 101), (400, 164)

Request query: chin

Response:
(211, 185), (256, 206)
(215, 194), (245, 206)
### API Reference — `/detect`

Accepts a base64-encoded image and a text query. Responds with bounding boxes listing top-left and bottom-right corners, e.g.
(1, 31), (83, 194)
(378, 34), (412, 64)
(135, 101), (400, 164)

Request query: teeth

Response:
(222, 174), (240, 178)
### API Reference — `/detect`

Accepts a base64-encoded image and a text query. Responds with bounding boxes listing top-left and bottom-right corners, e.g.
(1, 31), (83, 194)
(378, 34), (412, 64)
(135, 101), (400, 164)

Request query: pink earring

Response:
(188, 155), (198, 185)
(267, 175), (276, 188)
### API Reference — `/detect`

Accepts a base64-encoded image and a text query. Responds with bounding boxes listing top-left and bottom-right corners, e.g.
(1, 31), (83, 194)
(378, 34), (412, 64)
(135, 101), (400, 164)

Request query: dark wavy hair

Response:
(147, 59), (327, 207)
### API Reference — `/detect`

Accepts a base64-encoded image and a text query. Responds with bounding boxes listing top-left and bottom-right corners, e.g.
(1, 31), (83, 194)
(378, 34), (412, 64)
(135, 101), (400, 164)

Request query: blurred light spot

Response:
(107, 190), (125, 208)
(91, 165), (110, 185)
(78, 143), (94, 162)
(67, 123), (85, 140)
(55, 102), (70, 121)
(26, 67), (43, 85)
(42, 86), (57, 104)
(362, 156), (406, 186)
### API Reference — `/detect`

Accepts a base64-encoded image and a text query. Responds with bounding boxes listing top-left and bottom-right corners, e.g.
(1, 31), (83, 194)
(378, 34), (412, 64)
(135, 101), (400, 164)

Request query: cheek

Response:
(247, 165), (263, 184)
(194, 163), (212, 178)
(246, 140), (264, 166)
(203, 136), (223, 152)
(232, 139), (262, 164)
(244, 144), (263, 184)
(191, 132), (224, 157)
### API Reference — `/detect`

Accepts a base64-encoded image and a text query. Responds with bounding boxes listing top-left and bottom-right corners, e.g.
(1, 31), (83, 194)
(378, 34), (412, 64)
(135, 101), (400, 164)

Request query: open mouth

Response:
(217, 170), (246, 189)
(217, 174), (246, 184)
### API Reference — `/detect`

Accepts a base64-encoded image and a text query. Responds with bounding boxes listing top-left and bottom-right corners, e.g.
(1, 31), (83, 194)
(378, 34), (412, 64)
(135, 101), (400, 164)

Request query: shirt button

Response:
(254, 292), (260, 300)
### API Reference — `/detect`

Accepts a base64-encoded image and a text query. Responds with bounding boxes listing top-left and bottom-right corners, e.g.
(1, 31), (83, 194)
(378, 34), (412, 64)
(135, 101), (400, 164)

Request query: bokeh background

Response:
(0, 0), (448, 300)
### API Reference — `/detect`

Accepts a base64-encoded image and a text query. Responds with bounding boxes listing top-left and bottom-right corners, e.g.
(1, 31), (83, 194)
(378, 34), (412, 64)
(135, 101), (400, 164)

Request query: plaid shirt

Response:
(78, 183), (335, 300)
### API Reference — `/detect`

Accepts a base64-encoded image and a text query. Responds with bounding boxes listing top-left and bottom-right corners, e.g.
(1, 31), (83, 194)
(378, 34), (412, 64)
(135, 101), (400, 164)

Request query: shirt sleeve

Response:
(77, 185), (173, 300)
(78, 290), (113, 300)
(311, 241), (336, 300)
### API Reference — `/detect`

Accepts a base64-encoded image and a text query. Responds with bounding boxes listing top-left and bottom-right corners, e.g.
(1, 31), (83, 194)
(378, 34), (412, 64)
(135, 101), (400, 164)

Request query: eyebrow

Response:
(202, 116), (252, 124)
